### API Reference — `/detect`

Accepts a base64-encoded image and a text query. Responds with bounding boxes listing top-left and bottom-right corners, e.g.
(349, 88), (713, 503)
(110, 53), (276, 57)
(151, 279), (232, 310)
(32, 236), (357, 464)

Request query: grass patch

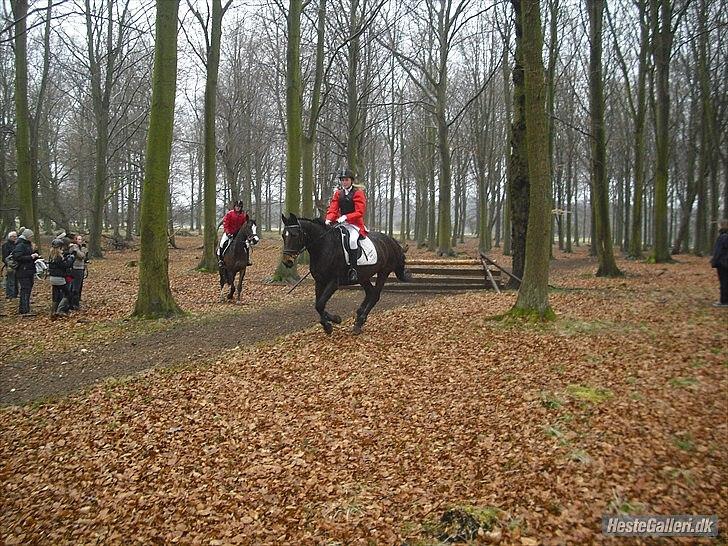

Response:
(568, 449), (593, 464)
(668, 376), (699, 389)
(664, 467), (696, 486)
(544, 424), (570, 446)
(540, 391), (564, 409)
(492, 306), (556, 324)
(673, 433), (695, 452)
(412, 505), (502, 545)
(26, 394), (60, 409)
(607, 494), (643, 515)
(566, 384), (613, 404)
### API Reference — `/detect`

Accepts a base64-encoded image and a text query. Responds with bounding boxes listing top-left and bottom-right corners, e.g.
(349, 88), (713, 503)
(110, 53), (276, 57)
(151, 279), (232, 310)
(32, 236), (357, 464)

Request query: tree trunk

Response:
(133, 0), (183, 319)
(197, 0), (227, 272)
(588, 0), (622, 276)
(11, 0), (35, 232)
(650, 0), (673, 262)
(301, 0), (326, 218)
(508, 0), (529, 287)
(86, 0), (125, 258)
(512, 0), (554, 319)
(273, 0), (303, 281)
(627, 3), (649, 258)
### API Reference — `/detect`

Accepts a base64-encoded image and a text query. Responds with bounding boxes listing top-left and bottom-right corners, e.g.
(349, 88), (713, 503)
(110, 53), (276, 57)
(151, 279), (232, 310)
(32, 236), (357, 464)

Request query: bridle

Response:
(235, 220), (258, 247)
(282, 221), (335, 259)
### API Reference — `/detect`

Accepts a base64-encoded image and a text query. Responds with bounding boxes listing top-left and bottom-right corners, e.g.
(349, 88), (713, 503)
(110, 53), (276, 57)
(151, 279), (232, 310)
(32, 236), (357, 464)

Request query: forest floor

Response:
(1, 234), (726, 544)
(0, 234), (441, 405)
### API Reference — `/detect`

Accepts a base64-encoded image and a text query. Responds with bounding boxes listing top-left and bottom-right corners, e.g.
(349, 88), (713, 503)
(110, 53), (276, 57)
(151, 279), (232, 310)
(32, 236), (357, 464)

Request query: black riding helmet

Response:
(234, 200), (244, 209)
(337, 167), (355, 180)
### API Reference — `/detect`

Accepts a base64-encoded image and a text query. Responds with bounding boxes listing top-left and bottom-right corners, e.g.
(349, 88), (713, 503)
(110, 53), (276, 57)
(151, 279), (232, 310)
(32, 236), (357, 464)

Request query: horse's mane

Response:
(295, 216), (330, 229)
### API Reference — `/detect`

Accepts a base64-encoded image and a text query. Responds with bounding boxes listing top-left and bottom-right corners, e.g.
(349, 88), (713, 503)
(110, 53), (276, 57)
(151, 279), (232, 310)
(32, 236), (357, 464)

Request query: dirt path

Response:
(1, 290), (433, 406)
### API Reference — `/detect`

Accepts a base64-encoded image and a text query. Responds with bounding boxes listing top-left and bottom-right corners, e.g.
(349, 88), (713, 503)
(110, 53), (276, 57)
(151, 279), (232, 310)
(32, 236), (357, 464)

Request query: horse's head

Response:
(239, 218), (259, 244)
(281, 213), (305, 268)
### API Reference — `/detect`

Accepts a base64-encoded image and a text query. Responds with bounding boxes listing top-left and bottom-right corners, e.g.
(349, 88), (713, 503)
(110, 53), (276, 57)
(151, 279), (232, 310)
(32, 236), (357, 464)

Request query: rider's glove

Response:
(337, 215), (347, 224)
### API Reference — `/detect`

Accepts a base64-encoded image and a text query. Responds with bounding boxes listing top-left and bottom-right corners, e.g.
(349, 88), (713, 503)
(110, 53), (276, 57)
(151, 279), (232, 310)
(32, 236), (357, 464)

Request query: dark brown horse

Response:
(220, 219), (258, 302)
(281, 214), (411, 334)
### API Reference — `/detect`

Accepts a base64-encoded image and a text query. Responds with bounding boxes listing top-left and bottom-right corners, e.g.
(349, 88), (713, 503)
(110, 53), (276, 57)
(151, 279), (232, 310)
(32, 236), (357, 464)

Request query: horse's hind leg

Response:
(315, 280), (338, 334)
(353, 273), (388, 335)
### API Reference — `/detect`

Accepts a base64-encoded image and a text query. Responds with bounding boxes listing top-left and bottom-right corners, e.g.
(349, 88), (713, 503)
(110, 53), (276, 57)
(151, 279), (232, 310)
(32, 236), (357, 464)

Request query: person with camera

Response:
(12, 229), (40, 316)
(2, 230), (18, 299)
(67, 233), (88, 310)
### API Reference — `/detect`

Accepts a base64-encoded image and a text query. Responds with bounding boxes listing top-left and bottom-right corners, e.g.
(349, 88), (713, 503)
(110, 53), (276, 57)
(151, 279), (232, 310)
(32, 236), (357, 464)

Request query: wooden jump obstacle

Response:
(343, 252), (509, 293)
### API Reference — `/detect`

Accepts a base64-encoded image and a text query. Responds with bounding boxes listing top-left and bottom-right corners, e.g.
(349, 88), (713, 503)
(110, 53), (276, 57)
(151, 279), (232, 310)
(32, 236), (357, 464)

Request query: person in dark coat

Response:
(12, 229), (40, 315)
(710, 219), (728, 308)
(2, 230), (18, 299)
(47, 238), (74, 318)
(66, 233), (87, 310)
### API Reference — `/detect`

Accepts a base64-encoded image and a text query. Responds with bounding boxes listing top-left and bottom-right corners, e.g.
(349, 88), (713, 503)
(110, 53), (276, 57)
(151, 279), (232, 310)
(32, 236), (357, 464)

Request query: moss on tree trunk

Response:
(12, 0), (35, 233)
(133, 0), (183, 319)
(510, 0), (554, 320)
(508, 0), (529, 287)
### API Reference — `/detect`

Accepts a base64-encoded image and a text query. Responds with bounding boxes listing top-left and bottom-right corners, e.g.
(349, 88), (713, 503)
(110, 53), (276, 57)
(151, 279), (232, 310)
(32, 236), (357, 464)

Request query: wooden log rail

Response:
(342, 256), (504, 293)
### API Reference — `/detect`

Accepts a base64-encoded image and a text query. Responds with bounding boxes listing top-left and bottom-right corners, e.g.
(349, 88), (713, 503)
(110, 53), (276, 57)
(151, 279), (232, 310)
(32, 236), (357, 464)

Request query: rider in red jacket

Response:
(325, 168), (367, 282)
(219, 200), (250, 266)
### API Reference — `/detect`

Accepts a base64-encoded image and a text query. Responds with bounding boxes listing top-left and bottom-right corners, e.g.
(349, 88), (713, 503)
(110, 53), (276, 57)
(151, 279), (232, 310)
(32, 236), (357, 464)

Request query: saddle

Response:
(337, 226), (377, 266)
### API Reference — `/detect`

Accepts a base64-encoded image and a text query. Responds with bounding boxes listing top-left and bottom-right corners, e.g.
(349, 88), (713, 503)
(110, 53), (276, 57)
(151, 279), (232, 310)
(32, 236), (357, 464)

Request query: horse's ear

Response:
(281, 213), (289, 224)
(289, 212), (299, 224)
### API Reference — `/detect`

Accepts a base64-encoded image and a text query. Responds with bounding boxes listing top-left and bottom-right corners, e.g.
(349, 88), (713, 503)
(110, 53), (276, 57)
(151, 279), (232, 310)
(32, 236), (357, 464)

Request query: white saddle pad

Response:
(339, 227), (378, 266)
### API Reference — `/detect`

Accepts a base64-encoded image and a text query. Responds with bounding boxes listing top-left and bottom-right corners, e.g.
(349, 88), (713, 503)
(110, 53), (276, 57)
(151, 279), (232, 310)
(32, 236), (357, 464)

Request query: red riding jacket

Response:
(325, 187), (368, 236)
(223, 209), (249, 235)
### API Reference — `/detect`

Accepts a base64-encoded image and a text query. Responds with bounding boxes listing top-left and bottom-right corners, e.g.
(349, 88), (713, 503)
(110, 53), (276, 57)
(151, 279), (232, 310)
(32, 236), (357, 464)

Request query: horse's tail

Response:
(395, 242), (412, 282)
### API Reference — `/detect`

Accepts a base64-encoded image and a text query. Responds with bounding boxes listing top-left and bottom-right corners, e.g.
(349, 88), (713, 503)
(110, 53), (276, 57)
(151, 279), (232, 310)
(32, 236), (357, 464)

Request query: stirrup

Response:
(347, 268), (358, 283)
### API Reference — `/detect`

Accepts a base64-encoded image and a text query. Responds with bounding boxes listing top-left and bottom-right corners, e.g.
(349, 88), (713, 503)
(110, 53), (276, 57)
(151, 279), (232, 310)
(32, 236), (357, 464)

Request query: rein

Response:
(283, 222), (337, 258)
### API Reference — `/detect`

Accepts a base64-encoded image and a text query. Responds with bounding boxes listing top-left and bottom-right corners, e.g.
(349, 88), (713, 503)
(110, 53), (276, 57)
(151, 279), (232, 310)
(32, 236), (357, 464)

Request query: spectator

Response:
(710, 219), (728, 308)
(2, 230), (18, 299)
(47, 238), (74, 318)
(12, 229), (39, 316)
(67, 233), (87, 310)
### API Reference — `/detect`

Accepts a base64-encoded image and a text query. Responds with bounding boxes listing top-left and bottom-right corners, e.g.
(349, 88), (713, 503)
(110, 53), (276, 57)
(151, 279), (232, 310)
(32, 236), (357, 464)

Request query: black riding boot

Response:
(218, 245), (226, 268)
(347, 247), (358, 283)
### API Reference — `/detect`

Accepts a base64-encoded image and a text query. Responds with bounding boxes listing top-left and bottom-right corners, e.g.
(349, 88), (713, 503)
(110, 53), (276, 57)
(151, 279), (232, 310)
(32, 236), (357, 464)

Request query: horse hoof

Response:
(352, 324), (362, 335)
(322, 322), (333, 335)
(329, 314), (342, 324)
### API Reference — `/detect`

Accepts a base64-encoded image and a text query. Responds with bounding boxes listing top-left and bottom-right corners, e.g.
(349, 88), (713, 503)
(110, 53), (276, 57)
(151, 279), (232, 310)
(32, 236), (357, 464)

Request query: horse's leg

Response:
(219, 269), (228, 302)
(236, 267), (245, 302)
(353, 273), (388, 335)
(355, 278), (374, 321)
(227, 270), (235, 300)
(315, 279), (339, 335)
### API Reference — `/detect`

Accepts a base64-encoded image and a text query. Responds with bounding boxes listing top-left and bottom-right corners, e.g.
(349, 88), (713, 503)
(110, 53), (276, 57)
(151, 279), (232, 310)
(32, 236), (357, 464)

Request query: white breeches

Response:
(219, 232), (232, 250)
(342, 224), (360, 249)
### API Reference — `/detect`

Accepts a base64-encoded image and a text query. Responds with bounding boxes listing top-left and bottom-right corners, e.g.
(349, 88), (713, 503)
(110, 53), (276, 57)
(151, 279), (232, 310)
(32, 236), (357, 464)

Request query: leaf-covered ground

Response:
(0, 235), (311, 360)
(1, 241), (726, 544)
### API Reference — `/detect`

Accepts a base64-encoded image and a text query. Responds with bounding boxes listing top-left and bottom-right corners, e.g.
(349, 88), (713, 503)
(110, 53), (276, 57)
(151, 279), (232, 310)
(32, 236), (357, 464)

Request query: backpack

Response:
(35, 258), (48, 279)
